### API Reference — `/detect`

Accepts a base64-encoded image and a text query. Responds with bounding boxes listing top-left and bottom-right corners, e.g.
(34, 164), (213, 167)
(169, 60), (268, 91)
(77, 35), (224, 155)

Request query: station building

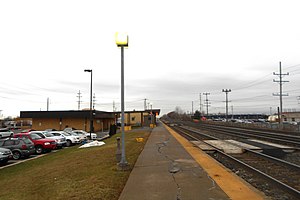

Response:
(20, 110), (115, 132)
(282, 111), (300, 123)
(116, 109), (160, 127)
(268, 112), (300, 123)
(20, 109), (160, 132)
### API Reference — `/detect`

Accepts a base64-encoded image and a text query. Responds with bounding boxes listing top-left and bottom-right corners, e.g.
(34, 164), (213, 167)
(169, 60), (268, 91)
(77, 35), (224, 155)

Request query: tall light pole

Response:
(116, 32), (129, 170)
(84, 69), (93, 140)
(222, 89), (231, 122)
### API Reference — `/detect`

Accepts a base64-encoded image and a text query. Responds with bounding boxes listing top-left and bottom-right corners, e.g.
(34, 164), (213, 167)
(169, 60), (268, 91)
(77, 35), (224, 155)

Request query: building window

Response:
(292, 118), (295, 121)
(284, 118), (287, 121)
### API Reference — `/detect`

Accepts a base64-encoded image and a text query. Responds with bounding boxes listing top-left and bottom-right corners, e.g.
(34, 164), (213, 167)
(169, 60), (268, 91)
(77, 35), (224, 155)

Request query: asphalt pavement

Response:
(118, 122), (230, 200)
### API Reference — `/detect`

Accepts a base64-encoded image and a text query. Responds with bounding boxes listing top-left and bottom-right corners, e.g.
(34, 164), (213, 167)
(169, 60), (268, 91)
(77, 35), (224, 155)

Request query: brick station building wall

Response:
(94, 119), (115, 131)
(32, 118), (89, 131)
(32, 118), (61, 131)
(62, 118), (87, 131)
(124, 112), (143, 126)
(32, 117), (114, 132)
(32, 118), (85, 131)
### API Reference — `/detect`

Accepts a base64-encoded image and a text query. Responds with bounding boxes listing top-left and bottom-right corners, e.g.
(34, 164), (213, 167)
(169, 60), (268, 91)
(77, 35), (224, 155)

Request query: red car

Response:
(14, 132), (57, 154)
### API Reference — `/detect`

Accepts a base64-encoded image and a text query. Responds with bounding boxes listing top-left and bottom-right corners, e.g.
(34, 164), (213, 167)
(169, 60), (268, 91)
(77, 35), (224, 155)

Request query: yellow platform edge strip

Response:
(163, 124), (265, 200)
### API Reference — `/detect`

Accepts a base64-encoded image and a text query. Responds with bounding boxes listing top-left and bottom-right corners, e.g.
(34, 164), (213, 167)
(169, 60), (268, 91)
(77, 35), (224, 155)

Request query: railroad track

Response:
(185, 122), (300, 148)
(169, 124), (300, 200)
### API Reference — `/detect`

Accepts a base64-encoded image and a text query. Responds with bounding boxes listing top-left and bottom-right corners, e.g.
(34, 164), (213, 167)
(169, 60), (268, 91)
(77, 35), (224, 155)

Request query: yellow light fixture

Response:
(115, 32), (128, 47)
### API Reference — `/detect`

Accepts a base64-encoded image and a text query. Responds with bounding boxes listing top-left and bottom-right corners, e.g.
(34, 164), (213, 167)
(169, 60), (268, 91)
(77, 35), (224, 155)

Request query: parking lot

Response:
(0, 128), (110, 169)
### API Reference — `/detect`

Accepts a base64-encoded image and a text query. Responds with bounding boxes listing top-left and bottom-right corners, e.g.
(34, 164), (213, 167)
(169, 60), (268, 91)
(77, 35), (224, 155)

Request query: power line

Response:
(232, 73), (272, 91)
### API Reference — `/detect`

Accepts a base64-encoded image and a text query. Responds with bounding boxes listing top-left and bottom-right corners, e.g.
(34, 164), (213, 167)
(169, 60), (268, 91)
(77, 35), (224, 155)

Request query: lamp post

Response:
(84, 69), (93, 140)
(115, 32), (129, 170)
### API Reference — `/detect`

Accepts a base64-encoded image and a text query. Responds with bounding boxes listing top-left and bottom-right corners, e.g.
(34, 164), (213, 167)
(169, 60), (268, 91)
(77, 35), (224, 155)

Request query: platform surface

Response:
(118, 123), (230, 200)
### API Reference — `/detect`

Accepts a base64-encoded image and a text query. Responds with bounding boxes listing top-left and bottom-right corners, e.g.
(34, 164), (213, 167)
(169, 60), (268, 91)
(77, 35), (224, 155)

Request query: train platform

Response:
(118, 122), (266, 200)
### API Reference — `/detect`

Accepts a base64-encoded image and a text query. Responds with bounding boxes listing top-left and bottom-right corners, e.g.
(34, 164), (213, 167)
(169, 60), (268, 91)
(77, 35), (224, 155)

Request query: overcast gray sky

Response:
(1, 0), (300, 118)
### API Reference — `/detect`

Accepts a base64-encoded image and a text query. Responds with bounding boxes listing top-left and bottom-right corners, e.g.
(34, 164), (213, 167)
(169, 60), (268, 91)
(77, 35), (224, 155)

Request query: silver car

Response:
(0, 128), (14, 139)
(0, 147), (13, 164)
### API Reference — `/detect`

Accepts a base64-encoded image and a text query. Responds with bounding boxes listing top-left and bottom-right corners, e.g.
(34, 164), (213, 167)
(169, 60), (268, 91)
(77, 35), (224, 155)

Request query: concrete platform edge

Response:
(163, 123), (266, 200)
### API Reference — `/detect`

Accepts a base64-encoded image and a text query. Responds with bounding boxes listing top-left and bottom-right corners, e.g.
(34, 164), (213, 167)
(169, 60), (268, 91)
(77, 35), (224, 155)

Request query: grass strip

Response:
(0, 128), (151, 200)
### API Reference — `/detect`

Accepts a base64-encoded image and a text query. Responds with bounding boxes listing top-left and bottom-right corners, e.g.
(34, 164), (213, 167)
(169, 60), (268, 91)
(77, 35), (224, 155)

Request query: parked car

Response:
(13, 132), (57, 154)
(0, 137), (35, 159)
(0, 128), (14, 139)
(49, 131), (80, 147)
(72, 130), (97, 140)
(68, 132), (87, 142)
(44, 129), (57, 132)
(20, 129), (36, 133)
(63, 127), (74, 133)
(64, 128), (88, 141)
(32, 131), (66, 149)
(0, 147), (13, 164)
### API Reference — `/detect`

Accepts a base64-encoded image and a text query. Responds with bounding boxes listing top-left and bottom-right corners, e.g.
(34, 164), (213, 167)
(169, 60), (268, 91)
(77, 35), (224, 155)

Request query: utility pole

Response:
(273, 61), (289, 129)
(231, 105), (234, 119)
(199, 93), (202, 114)
(192, 101), (194, 115)
(222, 89), (231, 122)
(93, 93), (96, 110)
(77, 90), (82, 110)
(144, 98), (148, 110)
(203, 92), (210, 117)
(113, 101), (116, 112)
(47, 98), (49, 111)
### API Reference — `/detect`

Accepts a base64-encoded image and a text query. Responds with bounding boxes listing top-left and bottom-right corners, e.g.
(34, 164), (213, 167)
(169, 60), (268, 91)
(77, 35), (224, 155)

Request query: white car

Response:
(0, 128), (14, 139)
(50, 131), (81, 147)
(72, 130), (97, 140)
(63, 128), (88, 141)
(69, 132), (87, 142)
(32, 131), (67, 148)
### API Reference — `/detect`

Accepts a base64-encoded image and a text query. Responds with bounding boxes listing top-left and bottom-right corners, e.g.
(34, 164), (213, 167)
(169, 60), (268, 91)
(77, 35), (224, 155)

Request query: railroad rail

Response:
(184, 122), (300, 147)
(168, 123), (300, 200)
